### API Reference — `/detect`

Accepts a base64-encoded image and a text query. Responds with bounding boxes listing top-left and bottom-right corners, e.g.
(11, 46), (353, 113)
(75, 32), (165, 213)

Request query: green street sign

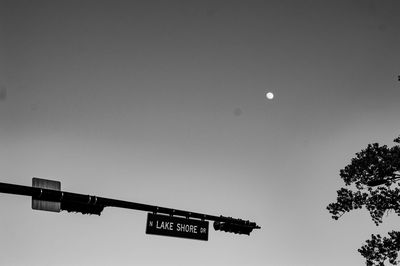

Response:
(146, 213), (209, 241)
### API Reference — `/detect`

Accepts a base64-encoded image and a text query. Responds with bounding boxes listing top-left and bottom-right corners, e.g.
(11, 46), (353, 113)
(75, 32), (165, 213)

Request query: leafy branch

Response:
(327, 136), (400, 265)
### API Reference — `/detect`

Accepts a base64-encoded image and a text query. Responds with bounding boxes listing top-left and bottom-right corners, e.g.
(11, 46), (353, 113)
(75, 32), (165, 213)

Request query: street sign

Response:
(32, 177), (61, 212)
(146, 213), (209, 241)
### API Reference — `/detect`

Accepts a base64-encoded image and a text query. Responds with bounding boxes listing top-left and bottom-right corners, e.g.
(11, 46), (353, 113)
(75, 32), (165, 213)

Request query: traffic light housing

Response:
(61, 201), (104, 215)
(213, 220), (257, 235)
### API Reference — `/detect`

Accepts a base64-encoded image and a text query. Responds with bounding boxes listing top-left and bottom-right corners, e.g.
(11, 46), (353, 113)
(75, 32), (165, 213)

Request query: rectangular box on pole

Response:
(32, 177), (61, 213)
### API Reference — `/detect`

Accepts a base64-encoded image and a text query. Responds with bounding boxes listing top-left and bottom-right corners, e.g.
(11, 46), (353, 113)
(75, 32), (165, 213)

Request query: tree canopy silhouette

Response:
(327, 136), (400, 265)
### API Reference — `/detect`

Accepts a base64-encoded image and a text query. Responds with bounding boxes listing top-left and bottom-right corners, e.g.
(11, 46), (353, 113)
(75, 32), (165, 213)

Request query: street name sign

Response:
(146, 213), (209, 241)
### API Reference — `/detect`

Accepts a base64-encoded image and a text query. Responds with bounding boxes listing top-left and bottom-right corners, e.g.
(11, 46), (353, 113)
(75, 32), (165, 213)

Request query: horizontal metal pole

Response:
(0, 182), (39, 197)
(0, 181), (260, 229)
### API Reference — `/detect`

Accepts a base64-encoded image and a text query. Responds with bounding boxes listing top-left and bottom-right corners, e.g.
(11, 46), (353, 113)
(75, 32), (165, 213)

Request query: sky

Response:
(1, 0), (400, 265)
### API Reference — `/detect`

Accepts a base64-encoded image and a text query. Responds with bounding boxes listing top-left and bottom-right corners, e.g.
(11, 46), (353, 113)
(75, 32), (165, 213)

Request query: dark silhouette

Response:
(327, 135), (400, 265)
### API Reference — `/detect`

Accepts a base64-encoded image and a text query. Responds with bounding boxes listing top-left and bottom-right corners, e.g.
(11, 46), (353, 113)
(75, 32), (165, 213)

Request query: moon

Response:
(266, 92), (274, 100)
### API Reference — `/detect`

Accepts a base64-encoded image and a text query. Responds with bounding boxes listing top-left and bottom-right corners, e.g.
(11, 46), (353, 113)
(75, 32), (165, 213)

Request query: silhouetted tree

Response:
(327, 136), (400, 265)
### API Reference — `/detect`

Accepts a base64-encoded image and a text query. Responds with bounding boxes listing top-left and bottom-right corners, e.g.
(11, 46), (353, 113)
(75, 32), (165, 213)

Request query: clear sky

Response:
(1, 1), (400, 265)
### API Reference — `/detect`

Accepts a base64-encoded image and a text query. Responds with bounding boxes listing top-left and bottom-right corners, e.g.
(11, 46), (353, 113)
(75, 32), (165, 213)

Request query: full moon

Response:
(266, 92), (274, 100)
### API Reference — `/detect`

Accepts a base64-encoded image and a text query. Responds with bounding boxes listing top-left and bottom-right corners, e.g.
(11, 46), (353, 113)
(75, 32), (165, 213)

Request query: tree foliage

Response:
(327, 136), (400, 265)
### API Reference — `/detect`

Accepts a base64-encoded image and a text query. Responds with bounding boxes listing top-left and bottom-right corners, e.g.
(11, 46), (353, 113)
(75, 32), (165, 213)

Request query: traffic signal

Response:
(61, 201), (104, 215)
(213, 220), (255, 235)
